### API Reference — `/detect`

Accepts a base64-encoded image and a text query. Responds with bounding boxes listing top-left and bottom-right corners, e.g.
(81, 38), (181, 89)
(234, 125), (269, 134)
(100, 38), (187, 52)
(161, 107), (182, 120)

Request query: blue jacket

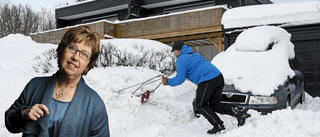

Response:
(167, 45), (221, 86)
(5, 73), (110, 137)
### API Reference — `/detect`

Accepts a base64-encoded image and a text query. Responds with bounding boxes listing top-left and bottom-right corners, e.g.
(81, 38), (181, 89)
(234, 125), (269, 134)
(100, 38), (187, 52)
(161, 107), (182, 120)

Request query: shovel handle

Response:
(152, 82), (163, 93)
(131, 74), (162, 95)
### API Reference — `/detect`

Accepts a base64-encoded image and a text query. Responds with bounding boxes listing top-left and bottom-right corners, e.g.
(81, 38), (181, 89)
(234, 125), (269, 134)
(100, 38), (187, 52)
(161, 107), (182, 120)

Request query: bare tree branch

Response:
(0, 1), (56, 38)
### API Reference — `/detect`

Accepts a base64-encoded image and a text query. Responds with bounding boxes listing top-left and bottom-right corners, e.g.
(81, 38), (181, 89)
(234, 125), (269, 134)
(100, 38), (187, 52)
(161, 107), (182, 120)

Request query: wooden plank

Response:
(155, 32), (223, 43)
(207, 36), (220, 51)
(133, 26), (222, 40)
(206, 35), (223, 52)
(218, 35), (222, 52)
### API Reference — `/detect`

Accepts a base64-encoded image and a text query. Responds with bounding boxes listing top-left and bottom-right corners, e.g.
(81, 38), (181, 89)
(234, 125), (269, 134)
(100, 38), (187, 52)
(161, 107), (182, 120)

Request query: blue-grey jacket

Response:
(5, 73), (110, 137)
(167, 45), (221, 86)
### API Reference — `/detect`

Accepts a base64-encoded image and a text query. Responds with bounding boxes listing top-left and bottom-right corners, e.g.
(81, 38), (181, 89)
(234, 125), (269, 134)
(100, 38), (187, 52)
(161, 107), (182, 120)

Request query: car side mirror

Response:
(289, 57), (301, 70)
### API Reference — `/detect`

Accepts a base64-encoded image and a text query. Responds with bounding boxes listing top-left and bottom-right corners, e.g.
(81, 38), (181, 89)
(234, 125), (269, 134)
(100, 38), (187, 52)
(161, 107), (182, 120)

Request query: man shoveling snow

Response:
(162, 40), (251, 134)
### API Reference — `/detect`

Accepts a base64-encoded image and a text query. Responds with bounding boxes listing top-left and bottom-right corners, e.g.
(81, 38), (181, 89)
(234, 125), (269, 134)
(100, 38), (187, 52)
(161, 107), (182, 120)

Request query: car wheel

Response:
(284, 97), (290, 109)
(300, 88), (305, 104)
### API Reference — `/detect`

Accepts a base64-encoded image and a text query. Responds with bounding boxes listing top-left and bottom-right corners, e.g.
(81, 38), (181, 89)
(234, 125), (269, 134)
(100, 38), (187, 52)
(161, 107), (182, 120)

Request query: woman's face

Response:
(60, 42), (92, 78)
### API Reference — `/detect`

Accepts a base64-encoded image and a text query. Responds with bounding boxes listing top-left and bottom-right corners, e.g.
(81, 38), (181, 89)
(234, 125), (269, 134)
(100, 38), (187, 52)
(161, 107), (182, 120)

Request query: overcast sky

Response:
(4, 0), (75, 12)
(5, 0), (320, 12)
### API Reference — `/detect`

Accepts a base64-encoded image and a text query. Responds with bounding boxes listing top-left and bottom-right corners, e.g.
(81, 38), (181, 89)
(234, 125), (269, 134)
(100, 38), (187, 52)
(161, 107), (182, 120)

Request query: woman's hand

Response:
(23, 104), (49, 121)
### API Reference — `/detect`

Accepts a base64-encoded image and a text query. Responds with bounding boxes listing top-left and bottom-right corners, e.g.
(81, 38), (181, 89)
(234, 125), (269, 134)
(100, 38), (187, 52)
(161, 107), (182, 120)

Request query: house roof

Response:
(221, 1), (320, 29)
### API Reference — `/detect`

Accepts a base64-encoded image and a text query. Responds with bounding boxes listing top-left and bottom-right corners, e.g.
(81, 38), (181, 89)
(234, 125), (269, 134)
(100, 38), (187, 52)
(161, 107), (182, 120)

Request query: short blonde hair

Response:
(56, 25), (100, 75)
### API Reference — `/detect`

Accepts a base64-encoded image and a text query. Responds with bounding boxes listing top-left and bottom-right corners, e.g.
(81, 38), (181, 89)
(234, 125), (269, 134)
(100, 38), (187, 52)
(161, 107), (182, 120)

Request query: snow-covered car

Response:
(211, 26), (305, 115)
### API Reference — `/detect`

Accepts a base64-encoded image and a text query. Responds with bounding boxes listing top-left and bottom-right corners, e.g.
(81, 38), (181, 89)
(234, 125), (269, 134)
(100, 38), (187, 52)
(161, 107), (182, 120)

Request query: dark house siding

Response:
(56, 0), (272, 28)
(215, 0), (272, 8)
(223, 23), (320, 97)
(286, 24), (320, 97)
(150, 0), (215, 15)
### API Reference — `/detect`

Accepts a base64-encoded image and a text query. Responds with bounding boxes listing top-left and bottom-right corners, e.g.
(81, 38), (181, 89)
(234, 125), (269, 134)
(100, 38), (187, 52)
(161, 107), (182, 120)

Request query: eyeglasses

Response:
(66, 44), (91, 61)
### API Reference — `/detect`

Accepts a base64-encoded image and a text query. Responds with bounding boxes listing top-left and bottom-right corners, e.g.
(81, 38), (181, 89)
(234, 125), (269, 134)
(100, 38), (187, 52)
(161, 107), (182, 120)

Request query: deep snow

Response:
(1, 34), (320, 137)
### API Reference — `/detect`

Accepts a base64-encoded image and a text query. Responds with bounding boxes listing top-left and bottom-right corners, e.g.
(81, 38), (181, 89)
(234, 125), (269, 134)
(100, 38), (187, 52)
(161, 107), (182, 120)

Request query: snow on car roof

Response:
(212, 26), (295, 96)
(235, 26), (293, 53)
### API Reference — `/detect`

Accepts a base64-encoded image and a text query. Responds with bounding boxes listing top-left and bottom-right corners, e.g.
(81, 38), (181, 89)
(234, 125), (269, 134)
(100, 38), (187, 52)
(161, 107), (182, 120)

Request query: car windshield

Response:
(212, 26), (295, 96)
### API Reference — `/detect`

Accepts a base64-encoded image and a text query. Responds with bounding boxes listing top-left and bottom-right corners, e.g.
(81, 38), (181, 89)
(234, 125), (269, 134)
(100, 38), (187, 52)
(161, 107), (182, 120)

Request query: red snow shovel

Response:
(138, 91), (152, 102)
(116, 74), (163, 102)
(117, 72), (174, 102)
(134, 74), (173, 102)
(137, 81), (162, 102)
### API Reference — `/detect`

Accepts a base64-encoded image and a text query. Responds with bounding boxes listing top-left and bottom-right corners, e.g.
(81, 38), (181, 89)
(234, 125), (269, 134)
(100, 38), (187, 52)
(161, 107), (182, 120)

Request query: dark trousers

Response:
(194, 74), (234, 126)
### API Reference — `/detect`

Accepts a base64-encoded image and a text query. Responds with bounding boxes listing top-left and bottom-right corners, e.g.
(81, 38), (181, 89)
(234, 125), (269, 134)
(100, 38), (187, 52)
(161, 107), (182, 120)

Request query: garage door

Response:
(287, 23), (320, 97)
(293, 40), (320, 97)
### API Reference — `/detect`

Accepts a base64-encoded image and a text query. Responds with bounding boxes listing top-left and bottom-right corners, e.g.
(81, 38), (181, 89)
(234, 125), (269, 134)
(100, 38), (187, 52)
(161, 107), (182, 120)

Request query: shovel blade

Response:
(138, 91), (152, 102)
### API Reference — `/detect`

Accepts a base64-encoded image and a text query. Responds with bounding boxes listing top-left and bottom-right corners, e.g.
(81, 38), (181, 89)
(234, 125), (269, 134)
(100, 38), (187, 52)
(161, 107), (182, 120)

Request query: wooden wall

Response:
(30, 7), (225, 45)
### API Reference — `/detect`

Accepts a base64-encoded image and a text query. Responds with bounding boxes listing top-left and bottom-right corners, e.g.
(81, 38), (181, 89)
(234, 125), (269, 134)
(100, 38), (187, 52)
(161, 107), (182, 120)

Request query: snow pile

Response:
(222, 1), (320, 29)
(212, 26), (295, 95)
(31, 38), (175, 74)
(99, 39), (174, 71)
(0, 34), (55, 72)
(1, 34), (320, 137)
(100, 39), (170, 51)
(222, 96), (320, 137)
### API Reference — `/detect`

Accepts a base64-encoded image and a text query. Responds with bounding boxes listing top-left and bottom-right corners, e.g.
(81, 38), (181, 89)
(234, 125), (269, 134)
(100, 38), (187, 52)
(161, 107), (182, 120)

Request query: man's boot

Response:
(236, 107), (251, 126)
(232, 107), (251, 126)
(207, 124), (225, 134)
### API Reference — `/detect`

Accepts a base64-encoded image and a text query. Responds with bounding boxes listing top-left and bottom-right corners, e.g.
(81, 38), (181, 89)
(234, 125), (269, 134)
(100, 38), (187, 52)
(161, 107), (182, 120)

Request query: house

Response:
(221, 2), (320, 97)
(56, 0), (272, 28)
(51, 0), (272, 61)
(30, 1), (272, 61)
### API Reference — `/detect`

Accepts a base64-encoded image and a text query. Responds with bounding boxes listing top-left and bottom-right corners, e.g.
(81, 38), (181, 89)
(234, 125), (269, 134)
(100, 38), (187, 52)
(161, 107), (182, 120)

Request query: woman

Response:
(5, 25), (110, 137)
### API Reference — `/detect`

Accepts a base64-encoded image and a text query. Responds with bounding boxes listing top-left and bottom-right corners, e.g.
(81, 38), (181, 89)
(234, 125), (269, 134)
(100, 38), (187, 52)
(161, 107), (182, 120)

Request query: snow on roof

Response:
(222, 1), (320, 29)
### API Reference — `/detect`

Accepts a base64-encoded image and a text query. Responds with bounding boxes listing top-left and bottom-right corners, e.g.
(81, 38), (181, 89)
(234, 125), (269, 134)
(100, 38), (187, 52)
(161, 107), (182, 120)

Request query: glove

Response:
(162, 76), (167, 85)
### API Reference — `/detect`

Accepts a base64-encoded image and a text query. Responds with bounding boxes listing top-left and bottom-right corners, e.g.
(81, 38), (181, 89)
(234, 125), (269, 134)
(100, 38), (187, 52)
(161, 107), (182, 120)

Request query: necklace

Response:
(55, 85), (77, 99)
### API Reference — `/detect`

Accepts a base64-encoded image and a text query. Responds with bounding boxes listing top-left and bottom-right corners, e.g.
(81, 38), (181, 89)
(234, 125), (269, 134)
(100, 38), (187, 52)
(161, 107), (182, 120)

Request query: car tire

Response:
(300, 88), (305, 104)
(284, 97), (290, 109)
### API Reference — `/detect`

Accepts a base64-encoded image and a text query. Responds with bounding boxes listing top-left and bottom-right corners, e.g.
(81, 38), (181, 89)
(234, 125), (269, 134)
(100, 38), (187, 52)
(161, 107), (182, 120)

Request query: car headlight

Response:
(249, 96), (277, 105)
